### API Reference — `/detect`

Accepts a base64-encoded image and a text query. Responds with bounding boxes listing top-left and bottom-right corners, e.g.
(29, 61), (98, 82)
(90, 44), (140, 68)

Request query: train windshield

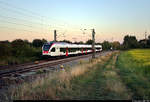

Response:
(43, 45), (51, 51)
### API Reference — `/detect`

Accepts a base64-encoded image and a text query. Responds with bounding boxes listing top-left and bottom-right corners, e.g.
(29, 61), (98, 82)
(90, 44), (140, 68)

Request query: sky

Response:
(0, 0), (150, 43)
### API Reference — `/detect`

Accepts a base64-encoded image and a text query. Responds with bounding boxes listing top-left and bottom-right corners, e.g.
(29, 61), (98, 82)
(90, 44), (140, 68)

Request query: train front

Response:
(42, 42), (54, 56)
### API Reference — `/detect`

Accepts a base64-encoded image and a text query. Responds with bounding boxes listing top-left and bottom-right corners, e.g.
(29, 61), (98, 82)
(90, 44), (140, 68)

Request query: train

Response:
(42, 41), (102, 57)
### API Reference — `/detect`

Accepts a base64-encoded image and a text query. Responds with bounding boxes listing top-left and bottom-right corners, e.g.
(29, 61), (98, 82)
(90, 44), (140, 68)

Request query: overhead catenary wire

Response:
(0, 15), (51, 27)
(0, 26), (50, 35)
(0, 6), (81, 34)
(0, 1), (80, 29)
(0, 0), (93, 29)
(0, 0), (95, 41)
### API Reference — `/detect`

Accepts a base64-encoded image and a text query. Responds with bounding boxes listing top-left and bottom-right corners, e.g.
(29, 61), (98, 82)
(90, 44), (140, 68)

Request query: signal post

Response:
(92, 29), (95, 58)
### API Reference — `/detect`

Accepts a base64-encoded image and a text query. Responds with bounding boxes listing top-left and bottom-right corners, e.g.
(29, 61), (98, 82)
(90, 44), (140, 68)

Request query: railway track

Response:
(0, 52), (95, 71)
(0, 52), (105, 78)
(0, 57), (65, 71)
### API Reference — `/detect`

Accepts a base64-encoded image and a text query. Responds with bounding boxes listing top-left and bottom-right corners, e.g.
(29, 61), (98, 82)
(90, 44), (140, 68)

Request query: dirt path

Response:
(102, 52), (132, 99)
(56, 51), (133, 100)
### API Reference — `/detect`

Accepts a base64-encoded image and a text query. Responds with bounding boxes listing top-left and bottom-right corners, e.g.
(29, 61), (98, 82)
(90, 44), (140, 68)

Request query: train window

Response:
(87, 48), (91, 50)
(51, 48), (55, 52)
(43, 45), (50, 51)
(60, 48), (66, 53)
(66, 48), (77, 52)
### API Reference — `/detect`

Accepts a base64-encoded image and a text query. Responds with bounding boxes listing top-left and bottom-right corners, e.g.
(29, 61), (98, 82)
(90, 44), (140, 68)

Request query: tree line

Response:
(122, 35), (150, 50)
(0, 35), (150, 65)
(0, 39), (47, 65)
(101, 35), (150, 50)
(59, 35), (150, 51)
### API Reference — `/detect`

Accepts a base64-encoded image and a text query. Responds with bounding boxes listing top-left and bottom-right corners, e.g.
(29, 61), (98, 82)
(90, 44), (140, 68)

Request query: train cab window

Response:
(51, 48), (55, 52)
(43, 45), (50, 51)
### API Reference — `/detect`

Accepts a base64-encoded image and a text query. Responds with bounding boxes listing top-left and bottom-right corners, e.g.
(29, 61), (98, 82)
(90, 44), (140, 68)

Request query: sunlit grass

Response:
(128, 49), (150, 66)
(116, 49), (150, 99)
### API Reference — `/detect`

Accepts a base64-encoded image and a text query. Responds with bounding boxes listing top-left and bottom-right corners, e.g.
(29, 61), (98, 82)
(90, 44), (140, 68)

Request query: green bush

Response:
(0, 39), (43, 65)
(0, 43), (12, 58)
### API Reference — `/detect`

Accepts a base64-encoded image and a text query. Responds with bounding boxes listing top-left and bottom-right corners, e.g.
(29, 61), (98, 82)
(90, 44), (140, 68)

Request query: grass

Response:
(101, 52), (131, 100)
(10, 49), (150, 100)
(12, 52), (124, 100)
(116, 49), (150, 99)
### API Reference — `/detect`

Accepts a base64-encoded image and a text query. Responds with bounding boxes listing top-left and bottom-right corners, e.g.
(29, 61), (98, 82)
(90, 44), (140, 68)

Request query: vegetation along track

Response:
(11, 51), (132, 100)
(0, 57), (67, 71)
(0, 52), (108, 78)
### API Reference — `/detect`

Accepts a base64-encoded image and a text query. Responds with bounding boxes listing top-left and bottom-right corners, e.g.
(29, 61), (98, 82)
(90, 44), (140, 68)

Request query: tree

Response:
(60, 40), (72, 43)
(102, 41), (111, 50)
(0, 42), (12, 58)
(42, 39), (47, 44)
(78, 41), (84, 44)
(139, 39), (147, 48)
(11, 39), (25, 48)
(112, 41), (120, 50)
(74, 41), (84, 44)
(24, 39), (31, 46)
(86, 39), (93, 44)
(0, 40), (10, 44)
(147, 35), (150, 47)
(11, 39), (27, 57)
(32, 39), (43, 47)
(123, 35), (139, 49)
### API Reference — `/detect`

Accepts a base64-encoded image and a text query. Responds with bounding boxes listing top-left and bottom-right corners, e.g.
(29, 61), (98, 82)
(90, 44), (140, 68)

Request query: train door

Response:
(66, 48), (68, 56)
(82, 48), (83, 54)
(86, 49), (87, 54)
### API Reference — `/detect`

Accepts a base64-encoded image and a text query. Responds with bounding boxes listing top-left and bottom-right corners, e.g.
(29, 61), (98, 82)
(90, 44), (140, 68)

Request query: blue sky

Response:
(0, 0), (150, 43)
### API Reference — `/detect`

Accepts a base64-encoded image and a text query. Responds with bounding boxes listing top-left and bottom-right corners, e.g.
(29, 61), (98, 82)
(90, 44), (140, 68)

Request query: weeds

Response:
(10, 50), (150, 100)
(101, 52), (132, 100)
(36, 69), (44, 74)
(11, 52), (113, 100)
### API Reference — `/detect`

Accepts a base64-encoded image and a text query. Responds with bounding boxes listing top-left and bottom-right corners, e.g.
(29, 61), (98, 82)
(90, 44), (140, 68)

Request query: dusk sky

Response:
(0, 0), (150, 43)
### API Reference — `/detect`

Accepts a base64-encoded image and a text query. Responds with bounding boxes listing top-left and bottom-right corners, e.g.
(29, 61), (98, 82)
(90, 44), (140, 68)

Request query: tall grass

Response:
(116, 49), (150, 99)
(11, 52), (113, 100)
(101, 51), (132, 99)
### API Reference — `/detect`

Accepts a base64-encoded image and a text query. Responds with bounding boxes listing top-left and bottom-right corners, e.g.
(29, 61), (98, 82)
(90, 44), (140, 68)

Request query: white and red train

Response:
(42, 41), (102, 56)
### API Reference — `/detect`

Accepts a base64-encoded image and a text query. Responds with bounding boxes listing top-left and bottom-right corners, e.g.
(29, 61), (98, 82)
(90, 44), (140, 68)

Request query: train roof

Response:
(44, 41), (68, 45)
(43, 41), (102, 48)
